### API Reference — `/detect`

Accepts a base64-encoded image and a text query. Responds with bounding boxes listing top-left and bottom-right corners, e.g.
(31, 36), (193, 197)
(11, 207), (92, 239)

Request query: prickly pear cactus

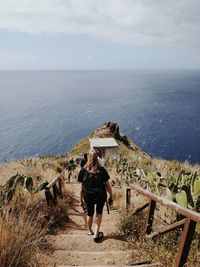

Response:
(6, 175), (17, 190)
(1, 174), (49, 209)
(181, 185), (194, 207)
(175, 190), (188, 208)
(176, 169), (185, 185)
(6, 189), (15, 203)
(195, 196), (200, 212)
(193, 180), (200, 195)
(25, 177), (33, 192)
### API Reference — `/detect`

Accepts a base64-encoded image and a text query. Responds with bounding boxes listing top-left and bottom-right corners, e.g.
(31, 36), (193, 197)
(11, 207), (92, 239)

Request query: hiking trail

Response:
(40, 181), (160, 267)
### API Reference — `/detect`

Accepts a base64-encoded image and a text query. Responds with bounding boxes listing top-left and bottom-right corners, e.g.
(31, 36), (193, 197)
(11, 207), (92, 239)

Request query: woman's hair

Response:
(86, 150), (100, 173)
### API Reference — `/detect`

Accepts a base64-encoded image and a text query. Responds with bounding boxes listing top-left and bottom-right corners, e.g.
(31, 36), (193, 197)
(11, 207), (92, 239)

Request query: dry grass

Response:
(0, 213), (44, 267)
(0, 191), (47, 267)
(0, 156), (69, 186)
(112, 190), (125, 210)
(68, 137), (90, 158)
(116, 205), (177, 266)
(117, 207), (146, 239)
(0, 181), (72, 267)
(47, 190), (74, 233)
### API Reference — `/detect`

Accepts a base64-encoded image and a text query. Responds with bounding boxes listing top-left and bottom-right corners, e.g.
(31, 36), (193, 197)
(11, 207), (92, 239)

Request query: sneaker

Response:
(93, 232), (104, 243)
(87, 230), (94, 236)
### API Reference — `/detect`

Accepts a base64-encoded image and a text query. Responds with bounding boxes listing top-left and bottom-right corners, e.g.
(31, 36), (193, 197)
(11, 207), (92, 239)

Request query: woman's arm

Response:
(105, 180), (113, 199)
(80, 184), (84, 205)
(78, 168), (85, 206)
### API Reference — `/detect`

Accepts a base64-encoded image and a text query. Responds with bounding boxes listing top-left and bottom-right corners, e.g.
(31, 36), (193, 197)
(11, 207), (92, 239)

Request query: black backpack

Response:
(82, 169), (106, 197)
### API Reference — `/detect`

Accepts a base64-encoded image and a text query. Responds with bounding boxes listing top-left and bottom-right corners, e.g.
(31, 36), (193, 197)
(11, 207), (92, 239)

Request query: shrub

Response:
(47, 191), (73, 233)
(117, 207), (146, 240)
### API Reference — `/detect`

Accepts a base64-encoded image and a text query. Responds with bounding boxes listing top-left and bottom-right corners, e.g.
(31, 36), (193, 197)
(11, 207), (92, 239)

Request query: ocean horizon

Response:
(0, 69), (200, 164)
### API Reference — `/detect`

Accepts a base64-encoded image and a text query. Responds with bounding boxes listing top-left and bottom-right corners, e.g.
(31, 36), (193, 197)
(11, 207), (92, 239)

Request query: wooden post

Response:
(45, 189), (56, 206)
(58, 177), (63, 198)
(146, 200), (156, 235)
(53, 184), (58, 202)
(175, 218), (197, 267)
(126, 188), (131, 210)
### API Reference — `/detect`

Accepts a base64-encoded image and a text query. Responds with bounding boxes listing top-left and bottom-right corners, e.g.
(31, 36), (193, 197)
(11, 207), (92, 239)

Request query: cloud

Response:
(0, 0), (200, 48)
(0, 51), (25, 60)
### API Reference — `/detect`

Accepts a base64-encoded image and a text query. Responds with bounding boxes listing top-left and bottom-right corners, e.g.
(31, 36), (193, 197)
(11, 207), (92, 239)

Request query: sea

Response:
(0, 70), (200, 164)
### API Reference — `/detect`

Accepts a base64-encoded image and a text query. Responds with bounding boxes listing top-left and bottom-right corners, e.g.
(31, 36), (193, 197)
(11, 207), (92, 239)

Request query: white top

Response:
(90, 137), (118, 148)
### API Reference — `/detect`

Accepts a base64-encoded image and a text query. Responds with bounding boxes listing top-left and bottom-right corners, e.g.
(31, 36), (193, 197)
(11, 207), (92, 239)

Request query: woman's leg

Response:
(94, 198), (106, 236)
(87, 216), (93, 232)
(94, 214), (102, 236)
(85, 196), (95, 233)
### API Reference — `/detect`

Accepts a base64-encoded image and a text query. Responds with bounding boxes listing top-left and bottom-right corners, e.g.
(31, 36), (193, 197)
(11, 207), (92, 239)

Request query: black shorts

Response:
(84, 193), (106, 217)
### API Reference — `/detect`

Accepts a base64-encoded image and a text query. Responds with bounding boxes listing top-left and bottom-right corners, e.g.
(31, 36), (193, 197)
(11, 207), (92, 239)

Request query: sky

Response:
(0, 0), (200, 70)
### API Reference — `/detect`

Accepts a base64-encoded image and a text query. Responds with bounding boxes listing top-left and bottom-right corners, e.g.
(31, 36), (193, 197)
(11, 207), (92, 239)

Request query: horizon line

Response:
(0, 68), (200, 72)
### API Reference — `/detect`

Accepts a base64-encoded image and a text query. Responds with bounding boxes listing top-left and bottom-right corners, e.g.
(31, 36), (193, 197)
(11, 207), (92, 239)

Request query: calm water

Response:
(0, 70), (200, 164)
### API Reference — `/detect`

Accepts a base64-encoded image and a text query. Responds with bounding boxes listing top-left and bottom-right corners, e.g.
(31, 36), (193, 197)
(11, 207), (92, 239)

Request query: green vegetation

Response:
(0, 173), (48, 211)
(112, 154), (200, 212)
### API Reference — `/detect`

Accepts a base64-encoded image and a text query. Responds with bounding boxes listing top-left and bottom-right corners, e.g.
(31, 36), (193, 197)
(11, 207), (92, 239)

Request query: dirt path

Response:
(40, 182), (160, 267)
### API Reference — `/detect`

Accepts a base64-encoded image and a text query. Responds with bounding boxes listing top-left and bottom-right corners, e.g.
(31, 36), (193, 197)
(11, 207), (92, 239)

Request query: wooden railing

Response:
(126, 184), (200, 267)
(44, 174), (65, 206)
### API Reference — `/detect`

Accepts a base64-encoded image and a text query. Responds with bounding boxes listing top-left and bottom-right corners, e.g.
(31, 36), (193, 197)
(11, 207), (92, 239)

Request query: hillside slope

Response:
(1, 121), (200, 267)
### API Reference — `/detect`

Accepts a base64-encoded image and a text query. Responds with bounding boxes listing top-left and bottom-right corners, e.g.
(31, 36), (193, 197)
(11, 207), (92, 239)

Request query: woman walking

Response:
(78, 150), (113, 242)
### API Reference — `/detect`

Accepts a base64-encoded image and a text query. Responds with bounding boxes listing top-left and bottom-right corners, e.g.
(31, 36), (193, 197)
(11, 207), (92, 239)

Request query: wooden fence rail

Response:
(126, 184), (200, 267)
(44, 174), (65, 206)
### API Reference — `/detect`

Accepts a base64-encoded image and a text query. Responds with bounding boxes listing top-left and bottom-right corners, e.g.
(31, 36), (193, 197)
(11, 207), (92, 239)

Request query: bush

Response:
(47, 192), (73, 233)
(117, 207), (146, 240)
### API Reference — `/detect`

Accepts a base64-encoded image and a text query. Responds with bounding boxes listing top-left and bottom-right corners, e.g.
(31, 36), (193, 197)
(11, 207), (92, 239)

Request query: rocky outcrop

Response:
(95, 121), (130, 146)
(69, 121), (150, 159)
